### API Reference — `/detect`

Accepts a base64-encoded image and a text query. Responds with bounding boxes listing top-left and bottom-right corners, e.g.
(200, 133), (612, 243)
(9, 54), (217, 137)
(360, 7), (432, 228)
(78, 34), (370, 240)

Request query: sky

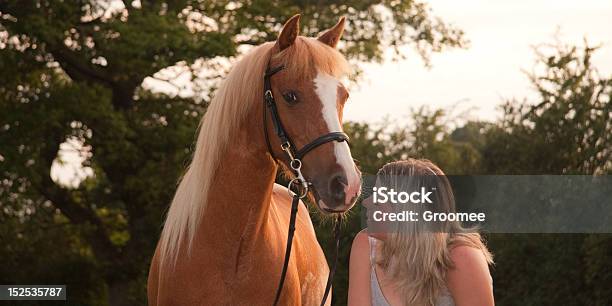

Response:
(344, 0), (612, 124)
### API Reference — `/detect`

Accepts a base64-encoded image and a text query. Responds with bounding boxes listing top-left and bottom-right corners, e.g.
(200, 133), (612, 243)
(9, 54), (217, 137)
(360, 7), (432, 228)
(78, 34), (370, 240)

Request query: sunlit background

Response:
(348, 0), (612, 123)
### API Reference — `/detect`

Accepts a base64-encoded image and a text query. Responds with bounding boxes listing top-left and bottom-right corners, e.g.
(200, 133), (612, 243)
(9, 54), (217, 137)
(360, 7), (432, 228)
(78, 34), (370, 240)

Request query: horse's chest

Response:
(232, 222), (328, 305)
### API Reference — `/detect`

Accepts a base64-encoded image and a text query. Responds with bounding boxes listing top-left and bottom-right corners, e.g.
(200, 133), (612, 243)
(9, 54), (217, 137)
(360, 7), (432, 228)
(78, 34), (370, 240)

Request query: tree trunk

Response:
(112, 84), (137, 110)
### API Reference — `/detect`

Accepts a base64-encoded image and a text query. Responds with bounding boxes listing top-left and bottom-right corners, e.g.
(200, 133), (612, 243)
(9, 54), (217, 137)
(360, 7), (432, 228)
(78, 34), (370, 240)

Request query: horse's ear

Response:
(317, 17), (345, 48)
(277, 14), (301, 51)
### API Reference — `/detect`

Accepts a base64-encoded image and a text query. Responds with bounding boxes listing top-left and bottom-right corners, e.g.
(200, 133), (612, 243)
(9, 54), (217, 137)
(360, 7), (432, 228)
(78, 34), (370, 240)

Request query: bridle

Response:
(263, 64), (348, 306)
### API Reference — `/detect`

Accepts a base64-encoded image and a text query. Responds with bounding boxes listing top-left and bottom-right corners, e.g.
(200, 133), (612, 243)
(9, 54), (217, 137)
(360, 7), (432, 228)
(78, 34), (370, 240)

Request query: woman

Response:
(348, 159), (494, 306)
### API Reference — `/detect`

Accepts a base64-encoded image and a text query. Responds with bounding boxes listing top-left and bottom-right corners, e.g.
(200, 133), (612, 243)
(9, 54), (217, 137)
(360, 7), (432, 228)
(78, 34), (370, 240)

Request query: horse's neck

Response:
(196, 109), (277, 263)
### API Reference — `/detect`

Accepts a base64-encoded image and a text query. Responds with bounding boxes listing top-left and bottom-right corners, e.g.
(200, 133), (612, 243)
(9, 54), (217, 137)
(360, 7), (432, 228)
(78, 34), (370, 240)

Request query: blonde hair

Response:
(158, 37), (350, 268)
(374, 159), (493, 306)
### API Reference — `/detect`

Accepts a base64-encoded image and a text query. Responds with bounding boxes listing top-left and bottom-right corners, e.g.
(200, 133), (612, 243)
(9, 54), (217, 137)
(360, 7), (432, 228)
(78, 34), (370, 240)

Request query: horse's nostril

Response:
(329, 173), (348, 203)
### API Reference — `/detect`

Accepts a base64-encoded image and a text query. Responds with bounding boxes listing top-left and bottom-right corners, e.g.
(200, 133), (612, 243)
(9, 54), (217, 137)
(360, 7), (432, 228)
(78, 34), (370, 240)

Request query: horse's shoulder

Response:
(271, 183), (313, 226)
(272, 183), (292, 201)
(271, 183), (303, 210)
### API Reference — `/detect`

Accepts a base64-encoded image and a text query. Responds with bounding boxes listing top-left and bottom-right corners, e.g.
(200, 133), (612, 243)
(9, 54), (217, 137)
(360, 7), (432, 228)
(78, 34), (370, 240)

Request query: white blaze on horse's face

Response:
(313, 71), (361, 210)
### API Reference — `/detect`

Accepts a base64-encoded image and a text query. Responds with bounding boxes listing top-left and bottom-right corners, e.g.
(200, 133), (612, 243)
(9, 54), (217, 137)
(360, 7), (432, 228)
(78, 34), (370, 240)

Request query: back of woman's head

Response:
(374, 159), (492, 306)
(376, 159), (457, 233)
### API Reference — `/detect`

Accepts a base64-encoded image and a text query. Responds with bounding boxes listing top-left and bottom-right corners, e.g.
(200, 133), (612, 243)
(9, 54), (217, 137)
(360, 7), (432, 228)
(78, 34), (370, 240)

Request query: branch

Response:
(236, 38), (265, 46)
(48, 44), (114, 86)
(79, 15), (103, 26)
(149, 69), (190, 92)
(149, 76), (183, 91)
(50, 43), (143, 111)
(35, 175), (119, 261)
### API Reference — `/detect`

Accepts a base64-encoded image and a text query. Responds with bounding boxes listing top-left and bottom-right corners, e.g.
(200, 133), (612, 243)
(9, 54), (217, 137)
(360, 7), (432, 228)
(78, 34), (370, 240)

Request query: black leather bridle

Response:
(263, 64), (347, 306)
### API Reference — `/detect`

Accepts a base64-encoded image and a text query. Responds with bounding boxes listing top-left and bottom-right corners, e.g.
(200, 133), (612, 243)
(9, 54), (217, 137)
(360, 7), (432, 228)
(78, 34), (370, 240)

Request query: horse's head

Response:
(265, 15), (361, 213)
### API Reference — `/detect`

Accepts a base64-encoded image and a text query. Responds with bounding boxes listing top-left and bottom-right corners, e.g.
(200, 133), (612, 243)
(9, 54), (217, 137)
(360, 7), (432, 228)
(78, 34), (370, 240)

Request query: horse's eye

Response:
(282, 91), (299, 105)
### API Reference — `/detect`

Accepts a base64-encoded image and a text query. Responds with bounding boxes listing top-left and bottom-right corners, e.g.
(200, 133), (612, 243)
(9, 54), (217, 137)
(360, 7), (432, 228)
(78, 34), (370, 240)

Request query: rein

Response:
(263, 64), (346, 306)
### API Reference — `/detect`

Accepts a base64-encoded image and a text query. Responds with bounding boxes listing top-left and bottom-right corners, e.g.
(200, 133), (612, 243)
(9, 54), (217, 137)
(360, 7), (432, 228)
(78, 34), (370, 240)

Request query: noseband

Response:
(263, 64), (346, 306)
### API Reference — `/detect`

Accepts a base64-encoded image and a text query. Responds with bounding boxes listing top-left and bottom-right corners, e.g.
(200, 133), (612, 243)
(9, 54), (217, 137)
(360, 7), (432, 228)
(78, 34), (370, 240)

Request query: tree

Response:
(482, 40), (611, 175)
(0, 1), (465, 304)
(481, 40), (611, 305)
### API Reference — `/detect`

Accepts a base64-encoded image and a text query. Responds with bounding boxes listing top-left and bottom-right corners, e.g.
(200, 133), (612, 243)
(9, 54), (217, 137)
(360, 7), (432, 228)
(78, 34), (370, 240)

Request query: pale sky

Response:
(345, 0), (612, 123)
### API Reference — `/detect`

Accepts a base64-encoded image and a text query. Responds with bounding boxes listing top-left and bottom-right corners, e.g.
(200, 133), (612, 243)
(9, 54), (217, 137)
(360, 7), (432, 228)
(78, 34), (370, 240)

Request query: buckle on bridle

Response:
(288, 178), (309, 199)
(280, 142), (291, 151)
(290, 159), (301, 170)
(264, 90), (274, 102)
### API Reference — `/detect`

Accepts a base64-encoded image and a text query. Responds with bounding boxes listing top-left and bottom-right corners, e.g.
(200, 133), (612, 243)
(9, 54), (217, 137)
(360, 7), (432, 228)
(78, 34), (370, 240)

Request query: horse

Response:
(147, 14), (361, 305)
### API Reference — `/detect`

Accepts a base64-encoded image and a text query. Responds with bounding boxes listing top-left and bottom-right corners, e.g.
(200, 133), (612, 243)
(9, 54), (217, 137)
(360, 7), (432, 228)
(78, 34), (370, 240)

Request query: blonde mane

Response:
(159, 37), (351, 267)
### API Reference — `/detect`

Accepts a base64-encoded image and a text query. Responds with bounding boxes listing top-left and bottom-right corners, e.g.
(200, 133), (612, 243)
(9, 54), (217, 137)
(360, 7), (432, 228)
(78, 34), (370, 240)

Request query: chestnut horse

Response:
(148, 15), (361, 305)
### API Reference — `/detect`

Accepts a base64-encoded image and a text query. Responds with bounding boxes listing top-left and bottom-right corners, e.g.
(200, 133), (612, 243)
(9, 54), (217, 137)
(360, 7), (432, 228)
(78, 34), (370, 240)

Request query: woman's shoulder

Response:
(348, 229), (374, 305)
(446, 246), (495, 305)
(351, 229), (371, 252)
(449, 245), (491, 272)
(450, 244), (484, 261)
(447, 244), (493, 291)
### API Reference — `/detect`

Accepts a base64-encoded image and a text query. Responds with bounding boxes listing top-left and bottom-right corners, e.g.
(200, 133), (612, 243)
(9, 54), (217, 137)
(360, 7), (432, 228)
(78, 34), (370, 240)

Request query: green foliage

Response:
(345, 108), (483, 176)
(482, 41), (611, 175)
(478, 41), (611, 306)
